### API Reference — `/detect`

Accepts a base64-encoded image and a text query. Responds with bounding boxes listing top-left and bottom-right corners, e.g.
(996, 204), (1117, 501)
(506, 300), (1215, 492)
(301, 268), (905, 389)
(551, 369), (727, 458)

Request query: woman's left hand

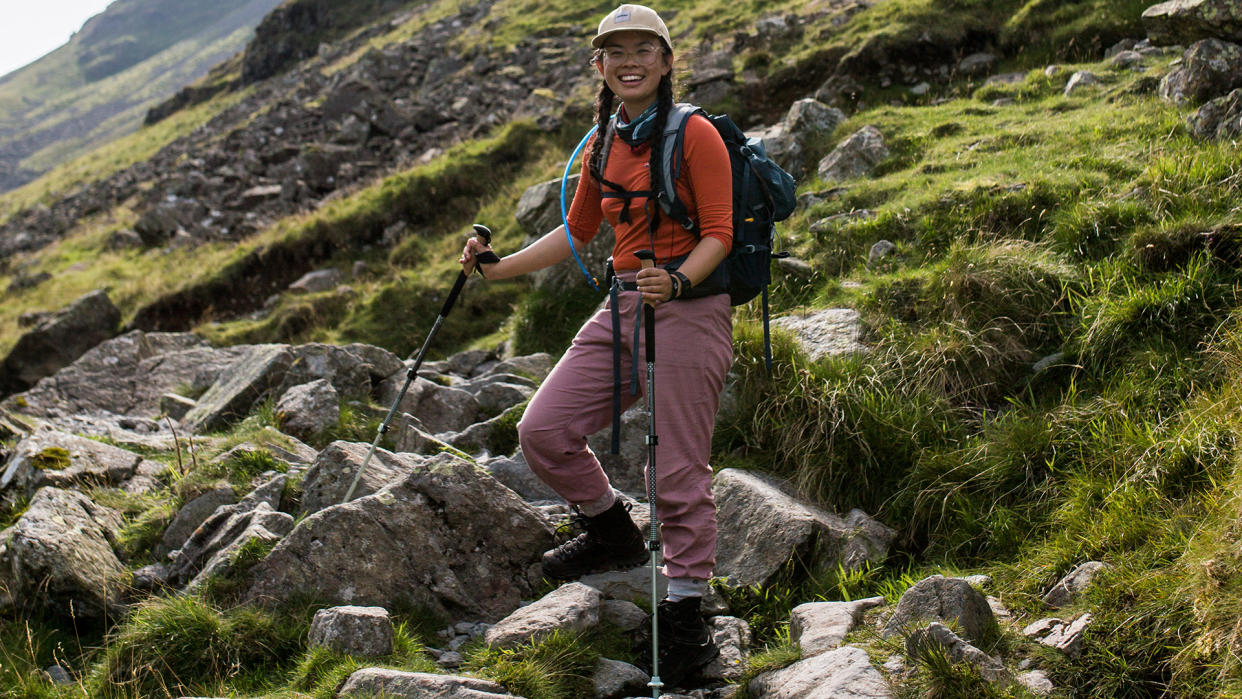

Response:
(636, 267), (674, 304)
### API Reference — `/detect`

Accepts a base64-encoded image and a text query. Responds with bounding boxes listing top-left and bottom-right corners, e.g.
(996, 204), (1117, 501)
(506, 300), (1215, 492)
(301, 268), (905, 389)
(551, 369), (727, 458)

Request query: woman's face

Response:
(596, 30), (672, 113)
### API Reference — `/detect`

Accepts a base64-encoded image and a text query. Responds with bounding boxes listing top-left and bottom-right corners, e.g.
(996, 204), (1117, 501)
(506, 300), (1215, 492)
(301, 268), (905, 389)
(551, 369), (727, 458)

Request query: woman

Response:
(460, 3), (732, 685)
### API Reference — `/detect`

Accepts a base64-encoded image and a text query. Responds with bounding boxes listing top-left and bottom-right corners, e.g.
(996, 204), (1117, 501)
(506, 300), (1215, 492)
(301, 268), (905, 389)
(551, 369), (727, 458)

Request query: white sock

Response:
(666, 577), (708, 602)
(578, 488), (618, 517)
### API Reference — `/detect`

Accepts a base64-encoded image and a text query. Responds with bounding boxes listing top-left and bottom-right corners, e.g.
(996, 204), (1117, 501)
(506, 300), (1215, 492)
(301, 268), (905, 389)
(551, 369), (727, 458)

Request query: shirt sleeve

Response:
(682, 115), (733, 254)
(566, 134), (603, 244)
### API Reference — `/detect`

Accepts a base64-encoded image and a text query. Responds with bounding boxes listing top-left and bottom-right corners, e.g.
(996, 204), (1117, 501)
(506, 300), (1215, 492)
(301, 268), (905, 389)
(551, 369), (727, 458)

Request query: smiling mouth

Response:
(620, 74), (644, 85)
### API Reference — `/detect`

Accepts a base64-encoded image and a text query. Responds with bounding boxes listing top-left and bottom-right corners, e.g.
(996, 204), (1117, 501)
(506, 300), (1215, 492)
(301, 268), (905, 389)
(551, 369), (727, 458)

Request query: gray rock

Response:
(45, 664), (73, 685)
(0, 290), (121, 394)
(246, 453), (555, 622)
(5, 331), (232, 420)
(436, 650), (465, 668)
(160, 393), (197, 421)
(472, 381), (533, 417)
(482, 452), (559, 502)
(958, 52), (999, 76)
(1160, 39), (1242, 104)
(446, 402), (524, 456)
(714, 469), (894, 587)
(376, 373), (480, 435)
(157, 485), (237, 558)
(483, 582), (602, 648)
(749, 123), (803, 180)
(748, 645), (893, 698)
(881, 575), (995, 644)
(1018, 670), (1055, 695)
(185, 504), (293, 591)
(1143, 0), (1242, 46)
(768, 310), (867, 362)
(906, 622), (1010, 683)
(786, 99), (846, 135)
(282, 342), (403, 398)
(276, 379), (340, 441)
(869, 240), (897, 267)
(702, 616), (752, 682)
(593, 658), (649, 698)
(1043, 561), (1111, 607)
(581, 566), (667, 603)
(167, 480), (289, 588)
(516, 176), (577, 238)
(1189, 86), (1242, 138)
(338, 668), (517, 698)
(299, 441), (426, 515)
(602, 599), (647, 631)
(181, 344), (294, 434)
(791, 597), (886, 657)
(817, 126), (889, 181)
(1023, 613), (1093, 656)
(1064, 70), (1101, 96)
(0, 427), (154, 496)
(0, 487), (125, 617)
(1110, 49), (1147, 69)
(309, 605), (395, 657)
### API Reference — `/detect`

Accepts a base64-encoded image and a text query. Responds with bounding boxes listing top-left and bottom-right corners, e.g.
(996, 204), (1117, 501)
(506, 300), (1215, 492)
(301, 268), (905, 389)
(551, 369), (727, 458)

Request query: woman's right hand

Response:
(459, 236), (495, 276)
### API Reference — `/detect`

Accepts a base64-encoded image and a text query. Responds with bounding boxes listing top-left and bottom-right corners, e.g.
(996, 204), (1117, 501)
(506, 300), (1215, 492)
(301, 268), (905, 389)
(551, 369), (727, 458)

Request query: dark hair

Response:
(587, 41), (675, 184)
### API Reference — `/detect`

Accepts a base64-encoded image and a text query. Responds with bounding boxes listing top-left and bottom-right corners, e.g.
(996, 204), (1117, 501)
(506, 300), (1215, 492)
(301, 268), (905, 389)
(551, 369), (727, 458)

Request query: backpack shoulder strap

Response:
(656, 103), (706, 231)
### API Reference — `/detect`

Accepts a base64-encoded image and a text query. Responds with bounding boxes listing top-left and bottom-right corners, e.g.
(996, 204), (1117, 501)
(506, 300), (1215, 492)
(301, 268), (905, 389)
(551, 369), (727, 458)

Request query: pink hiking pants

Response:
(517, 285), (733, 580)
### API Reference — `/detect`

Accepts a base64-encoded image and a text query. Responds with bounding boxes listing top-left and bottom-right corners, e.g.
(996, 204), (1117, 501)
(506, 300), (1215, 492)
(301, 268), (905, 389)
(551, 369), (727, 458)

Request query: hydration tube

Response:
(561, 124), (601, 291)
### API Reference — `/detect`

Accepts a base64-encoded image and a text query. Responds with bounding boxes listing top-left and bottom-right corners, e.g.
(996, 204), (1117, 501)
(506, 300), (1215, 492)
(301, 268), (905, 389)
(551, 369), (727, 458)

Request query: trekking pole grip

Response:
(441, 224), (494, 316)
(634, 249), (656, 361)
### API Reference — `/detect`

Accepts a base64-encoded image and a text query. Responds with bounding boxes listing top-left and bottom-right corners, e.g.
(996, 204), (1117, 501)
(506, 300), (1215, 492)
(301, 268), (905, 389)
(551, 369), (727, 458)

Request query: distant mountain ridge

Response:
(0, 0), (284, 194)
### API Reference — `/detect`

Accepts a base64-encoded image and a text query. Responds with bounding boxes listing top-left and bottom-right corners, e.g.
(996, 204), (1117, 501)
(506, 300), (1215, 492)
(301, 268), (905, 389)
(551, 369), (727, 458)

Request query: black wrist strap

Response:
(671, 271), (691, 297)
(474, 250), (501, 277)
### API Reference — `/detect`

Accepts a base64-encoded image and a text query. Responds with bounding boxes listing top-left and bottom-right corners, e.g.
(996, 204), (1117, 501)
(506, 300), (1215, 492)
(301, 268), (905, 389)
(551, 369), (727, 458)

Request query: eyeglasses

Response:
(601, 46), (662, 66)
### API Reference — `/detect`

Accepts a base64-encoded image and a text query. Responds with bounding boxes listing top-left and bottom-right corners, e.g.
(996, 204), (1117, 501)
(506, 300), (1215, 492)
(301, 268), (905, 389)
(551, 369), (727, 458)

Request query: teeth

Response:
(621, 75), (643, 81)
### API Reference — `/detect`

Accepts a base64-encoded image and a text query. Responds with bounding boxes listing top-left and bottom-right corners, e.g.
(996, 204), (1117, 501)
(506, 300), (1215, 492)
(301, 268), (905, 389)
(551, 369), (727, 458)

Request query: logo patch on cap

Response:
(616, 10), (630, 22)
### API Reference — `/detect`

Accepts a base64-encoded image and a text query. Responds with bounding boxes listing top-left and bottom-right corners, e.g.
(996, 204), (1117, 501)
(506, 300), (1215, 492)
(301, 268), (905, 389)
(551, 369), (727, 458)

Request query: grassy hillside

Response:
(0, 0), (282, 193)
(3, 0), (1242, 696)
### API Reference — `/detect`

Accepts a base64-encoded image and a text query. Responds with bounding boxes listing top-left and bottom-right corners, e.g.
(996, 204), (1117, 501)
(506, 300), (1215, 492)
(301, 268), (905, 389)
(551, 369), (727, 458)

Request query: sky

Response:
(0, 0), (116, 78)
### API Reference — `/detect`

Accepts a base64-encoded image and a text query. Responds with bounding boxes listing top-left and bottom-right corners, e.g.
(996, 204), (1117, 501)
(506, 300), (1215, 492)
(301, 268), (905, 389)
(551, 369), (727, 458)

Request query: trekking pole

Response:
(634, 249), (663, 698)
(341, 224), (498, 504)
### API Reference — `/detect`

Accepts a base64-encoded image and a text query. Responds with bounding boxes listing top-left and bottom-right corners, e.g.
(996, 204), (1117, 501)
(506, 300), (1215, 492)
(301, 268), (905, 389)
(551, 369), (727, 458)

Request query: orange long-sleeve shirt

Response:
(566, 114), (733, 272)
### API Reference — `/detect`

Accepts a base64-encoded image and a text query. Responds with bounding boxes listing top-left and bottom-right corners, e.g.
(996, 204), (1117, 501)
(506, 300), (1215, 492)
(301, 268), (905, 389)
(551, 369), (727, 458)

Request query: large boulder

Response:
(748, 645), (893, 698)
(4, 331), (236, 419)
(246, 453), (555, 622)
(1143, 0), (1242, 46)
(281, 343), (404, 398)
(1160, 39), (1242, 104)
(0, 290), (121, 395)
(0, 427), (163, 497)
(375, 374), (480, 435)
(181, 344), (294, 434)
(0, 488), (126, 618)
(817, 126), (889, 182)
(713, 469), (895, 587)
(750, 99), (846, 179)
(1189, 86), (1242, 137)
(881, 575), (995, 644)
(482, 581), (602, 648)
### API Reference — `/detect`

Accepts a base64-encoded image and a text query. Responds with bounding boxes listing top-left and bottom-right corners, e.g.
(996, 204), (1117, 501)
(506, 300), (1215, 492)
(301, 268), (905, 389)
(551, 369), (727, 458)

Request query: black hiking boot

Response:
(541, 499), (647, 580)
(637, 596), (720, 690)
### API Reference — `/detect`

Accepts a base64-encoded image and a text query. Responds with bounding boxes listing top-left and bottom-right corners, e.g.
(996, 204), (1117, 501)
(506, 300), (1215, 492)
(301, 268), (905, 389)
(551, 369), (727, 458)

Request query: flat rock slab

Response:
(483, 582), (602, 648)
(1143, 0), (1242, 45)
(247, 453), (554, 622)
(299, 440), (427, 515)
(338, 668), (517, 698)
(1023, 613), (1094, 656)
(714, 468), (894, 587)
(0, 426), (155, 496)
(791, 597), (886, 657)
(748, 645), (893, 698)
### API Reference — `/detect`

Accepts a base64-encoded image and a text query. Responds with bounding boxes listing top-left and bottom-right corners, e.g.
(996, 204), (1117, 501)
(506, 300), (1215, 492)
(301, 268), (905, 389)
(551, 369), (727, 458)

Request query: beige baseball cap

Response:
(592, 4), (672, 51)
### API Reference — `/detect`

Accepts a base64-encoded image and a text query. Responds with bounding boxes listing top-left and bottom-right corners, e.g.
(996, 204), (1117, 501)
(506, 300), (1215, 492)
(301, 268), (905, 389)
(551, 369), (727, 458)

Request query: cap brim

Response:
(591, 27), (665, 48)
